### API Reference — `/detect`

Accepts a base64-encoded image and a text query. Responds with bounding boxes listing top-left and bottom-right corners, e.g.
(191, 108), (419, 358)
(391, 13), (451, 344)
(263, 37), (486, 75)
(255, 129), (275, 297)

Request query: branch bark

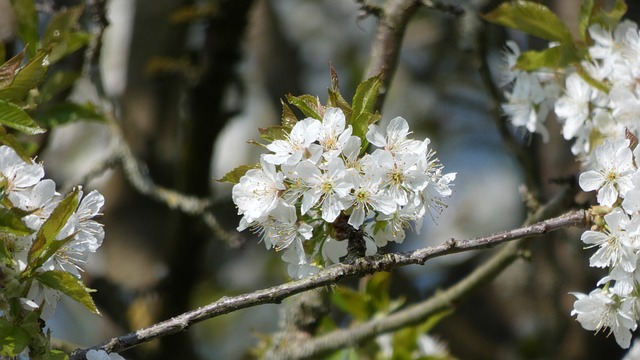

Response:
(365, 0), (422, 110)
(69, 209), (589, 359)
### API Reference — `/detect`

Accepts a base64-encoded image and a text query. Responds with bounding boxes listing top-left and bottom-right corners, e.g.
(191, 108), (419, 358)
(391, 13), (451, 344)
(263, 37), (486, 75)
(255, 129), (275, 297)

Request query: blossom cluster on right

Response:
(496, 6), (640, 349)
(230, 102), (454, 278)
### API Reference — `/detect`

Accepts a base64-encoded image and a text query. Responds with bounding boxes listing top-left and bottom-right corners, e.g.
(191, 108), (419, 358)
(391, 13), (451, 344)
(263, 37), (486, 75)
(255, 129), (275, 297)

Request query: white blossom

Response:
(579, 137), (635, 207)
(572, 288), (637, 348)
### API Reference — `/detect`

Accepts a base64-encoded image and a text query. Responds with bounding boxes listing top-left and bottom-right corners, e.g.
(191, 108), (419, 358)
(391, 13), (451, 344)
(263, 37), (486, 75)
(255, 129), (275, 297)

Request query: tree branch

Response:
(365, 0), (422, 110)
(69, 209), (589, 359)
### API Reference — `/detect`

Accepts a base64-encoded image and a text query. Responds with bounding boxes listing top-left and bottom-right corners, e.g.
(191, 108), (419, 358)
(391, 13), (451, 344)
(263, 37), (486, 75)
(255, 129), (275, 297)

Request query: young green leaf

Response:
(515, 44), (581, 70)
(41, 6), (92, 64)
(0, 49), (50, 102)
(217, 163), (260, 184)
(331, 286), (370, 321)
(589, 0), (627, 30)
(0, 126), (35, 163)
(36, 270), (100, 314)
(10, 0), (38, 59)
(0, 49), (26, 90)
(0, 208), (33, 237)
(286, 94), (322, 120)
(350, 72), (382, 145)
(0, 319), (30, 357)
(483, 1), (573, 44)
(280, 100), (298, 129)
(578, 0), (595, 42)
(27, 188), (79, 267)
(0, 100), (45, 135)
(258, 125), (289, 143)
(38, 71), (81, 103)
(327, 66), (352, 119)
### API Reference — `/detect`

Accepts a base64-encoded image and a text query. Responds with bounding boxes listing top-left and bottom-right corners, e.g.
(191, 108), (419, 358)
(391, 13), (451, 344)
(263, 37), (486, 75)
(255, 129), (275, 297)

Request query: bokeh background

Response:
(2, 0), (639, 359)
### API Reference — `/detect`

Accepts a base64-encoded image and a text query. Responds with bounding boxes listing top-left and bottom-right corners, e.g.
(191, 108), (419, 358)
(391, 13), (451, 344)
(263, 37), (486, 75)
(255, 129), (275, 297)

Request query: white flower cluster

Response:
(0, 145), (105, 319)
(571, 136), (640, 349)
(232, 107), (455, 278)
(502, 20), (640, 158)
(501, 20), (640, 348)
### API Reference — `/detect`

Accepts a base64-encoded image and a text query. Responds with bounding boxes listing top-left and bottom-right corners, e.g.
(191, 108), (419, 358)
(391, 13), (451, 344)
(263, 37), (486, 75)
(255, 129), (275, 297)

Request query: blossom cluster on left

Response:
(0, 145), (106, 358)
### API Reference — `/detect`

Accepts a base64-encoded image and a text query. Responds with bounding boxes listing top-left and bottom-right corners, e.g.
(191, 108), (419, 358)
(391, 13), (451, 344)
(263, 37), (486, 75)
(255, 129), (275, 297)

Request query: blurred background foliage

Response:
(2, 0), (639, 359)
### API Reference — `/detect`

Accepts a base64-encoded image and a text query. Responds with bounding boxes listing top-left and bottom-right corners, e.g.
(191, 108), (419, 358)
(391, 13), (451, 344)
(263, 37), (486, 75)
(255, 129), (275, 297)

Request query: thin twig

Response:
(421, 0), (465, 16)
(69, 209), (589, 359)
(271, 186), (581, 359)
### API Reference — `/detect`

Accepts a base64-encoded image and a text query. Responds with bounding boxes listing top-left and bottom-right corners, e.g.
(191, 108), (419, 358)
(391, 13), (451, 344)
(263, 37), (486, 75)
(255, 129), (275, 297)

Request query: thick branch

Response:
(365, 0), (421, 110)
(69, 209), (588, 359)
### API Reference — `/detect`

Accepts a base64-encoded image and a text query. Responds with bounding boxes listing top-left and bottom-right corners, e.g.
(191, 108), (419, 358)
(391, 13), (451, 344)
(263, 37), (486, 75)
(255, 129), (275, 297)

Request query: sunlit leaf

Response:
(10, 0), (38, 59)
(590, 0), (627, 30)
(280, 100), (298, 129)
(0, 319), (30, 357)
(0, 49), (50, 102)
(258, 125), (288, 143)
(27, 188), (79, 267)
(41, 6), (92, 63)
(286, 94), (322, 120)
(327, 65), (352, 119)
(483, 1), (573, 43)
(0, 100), (45, 135)
(217, 164), (260, 184)
(36, 270), (100, 314)
(0, 49), (25, 90)
(515, 44), (581, 70)
(350, 72), (382, 145)
(578, 0), (595, 41)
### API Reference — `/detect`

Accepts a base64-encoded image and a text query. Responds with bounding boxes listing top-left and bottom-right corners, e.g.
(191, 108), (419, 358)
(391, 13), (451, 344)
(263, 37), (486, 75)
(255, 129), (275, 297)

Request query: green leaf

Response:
(49, 350), (70, 360)
(285, 94), (322, 120)
(38, 71), (81, 103)
(36, 102), (105, 127)
(351, 72), (381, 120)
(0, 100), (45, 135)
(41, 6), (92, 64)
(280, 100), (298, 129)
(350, 72), (382, 145)
(0, 318), (30, 357)
(217, 164), (259, 184)
(0, 49), (50, 102)
(331, 287), (370, 321)
(27, 188), (79, 268)
(258, 125), (288, 143)
(0, 208), (33, 237)
(0, 126), (35, 163)
(578, 0), (595, 41)
(590, 0), (627, 30)
(483, 1), (573, 43)
(10, 0), (38, 59)
(36, 270), (100, 314)
(327, 65), (352, 119)
(515, 44), (581, 70)
(0, 49), (26, 90)
(576, 65), (610, 93)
